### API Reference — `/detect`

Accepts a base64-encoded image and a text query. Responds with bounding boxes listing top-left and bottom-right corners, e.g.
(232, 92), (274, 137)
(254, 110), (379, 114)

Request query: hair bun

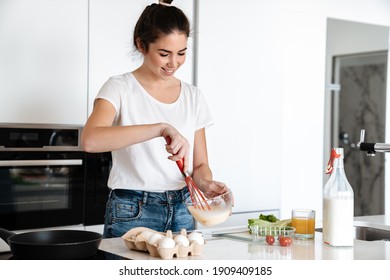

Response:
(159, 0), (173, 6)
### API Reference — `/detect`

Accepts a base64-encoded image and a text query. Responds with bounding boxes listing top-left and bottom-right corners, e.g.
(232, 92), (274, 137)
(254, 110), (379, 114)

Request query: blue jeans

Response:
(103, 188), (195, 238)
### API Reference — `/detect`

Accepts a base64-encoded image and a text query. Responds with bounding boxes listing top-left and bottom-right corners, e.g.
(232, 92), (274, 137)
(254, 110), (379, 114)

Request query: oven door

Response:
(0, 151), (85, 230)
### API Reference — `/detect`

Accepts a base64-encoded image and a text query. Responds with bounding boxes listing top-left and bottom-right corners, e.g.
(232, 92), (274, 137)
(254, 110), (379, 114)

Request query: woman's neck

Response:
(132, 68), (181, 104)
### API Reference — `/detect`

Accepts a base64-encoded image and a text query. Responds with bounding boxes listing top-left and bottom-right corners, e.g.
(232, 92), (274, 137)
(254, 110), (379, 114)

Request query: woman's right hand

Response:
(160, 124), (190, 170)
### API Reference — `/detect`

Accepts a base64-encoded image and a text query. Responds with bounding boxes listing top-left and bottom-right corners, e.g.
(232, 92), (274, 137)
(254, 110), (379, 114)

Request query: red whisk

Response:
(176, 159), (211, 211)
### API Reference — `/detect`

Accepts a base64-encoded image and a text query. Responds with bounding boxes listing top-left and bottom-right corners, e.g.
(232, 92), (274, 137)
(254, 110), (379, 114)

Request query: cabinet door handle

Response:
(0, 159), (83, 167)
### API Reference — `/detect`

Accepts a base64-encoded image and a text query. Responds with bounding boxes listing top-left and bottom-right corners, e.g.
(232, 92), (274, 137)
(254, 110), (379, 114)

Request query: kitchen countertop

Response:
(98, 215), (390, 260)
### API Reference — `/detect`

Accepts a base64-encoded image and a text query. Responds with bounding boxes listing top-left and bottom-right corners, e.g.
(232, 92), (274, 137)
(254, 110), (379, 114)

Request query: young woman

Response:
(82, 0), (230, 238)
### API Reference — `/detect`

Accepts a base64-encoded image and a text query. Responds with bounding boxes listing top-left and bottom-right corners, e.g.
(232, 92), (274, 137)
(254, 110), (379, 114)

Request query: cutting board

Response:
(212, 227), (258, 243)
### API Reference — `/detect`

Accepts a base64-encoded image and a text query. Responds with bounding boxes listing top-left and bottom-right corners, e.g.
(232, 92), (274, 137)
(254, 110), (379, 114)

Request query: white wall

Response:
(88, 0), (195, 115)
(275, 0), (390, 220)
(197, 0), (390, 222)
(278, 7), (327, 220)
(197, 1), (284, 214)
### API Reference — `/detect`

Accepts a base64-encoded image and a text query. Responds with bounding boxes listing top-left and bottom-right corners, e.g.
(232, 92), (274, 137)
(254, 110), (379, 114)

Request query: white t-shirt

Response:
(96, 72), (214, 192)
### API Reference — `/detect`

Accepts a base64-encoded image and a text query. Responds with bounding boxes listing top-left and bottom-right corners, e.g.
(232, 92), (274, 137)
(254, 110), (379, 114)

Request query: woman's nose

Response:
(168, 55), (179, 67)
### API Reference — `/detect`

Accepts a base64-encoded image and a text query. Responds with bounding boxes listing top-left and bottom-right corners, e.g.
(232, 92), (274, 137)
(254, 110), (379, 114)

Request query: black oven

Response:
(0, 124), (111, 231)
(0, 124), (85, 231)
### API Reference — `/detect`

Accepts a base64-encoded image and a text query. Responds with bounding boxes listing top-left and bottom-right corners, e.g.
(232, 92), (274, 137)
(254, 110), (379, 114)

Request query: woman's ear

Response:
(135, 38), (145, 53)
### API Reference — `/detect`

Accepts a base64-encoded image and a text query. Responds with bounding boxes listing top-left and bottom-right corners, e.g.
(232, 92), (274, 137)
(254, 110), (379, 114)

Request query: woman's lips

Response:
(162, 68), (175, 75)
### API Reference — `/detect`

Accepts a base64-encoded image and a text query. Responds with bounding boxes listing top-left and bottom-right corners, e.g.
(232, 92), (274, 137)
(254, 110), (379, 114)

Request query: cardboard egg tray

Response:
(122, 227), (204, 260)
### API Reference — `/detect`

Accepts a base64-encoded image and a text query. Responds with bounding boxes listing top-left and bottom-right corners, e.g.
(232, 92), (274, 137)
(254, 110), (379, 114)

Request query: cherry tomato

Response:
(279, 236), (292, 246)
(265, 235), (275, 245)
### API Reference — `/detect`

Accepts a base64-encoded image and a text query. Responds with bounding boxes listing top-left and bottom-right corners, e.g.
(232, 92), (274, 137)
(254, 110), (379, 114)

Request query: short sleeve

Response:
(195, 88), (214, 130)
(95, 77), (123, 117)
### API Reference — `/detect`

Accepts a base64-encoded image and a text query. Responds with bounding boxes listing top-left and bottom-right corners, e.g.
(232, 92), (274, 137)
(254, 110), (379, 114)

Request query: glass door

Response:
(331, 51), (388, 216)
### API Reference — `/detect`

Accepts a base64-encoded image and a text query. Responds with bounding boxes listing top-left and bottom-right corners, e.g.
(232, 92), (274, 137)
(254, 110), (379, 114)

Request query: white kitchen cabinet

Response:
(0, 0), (88, 125)
(197, 1), (283, 214)
(88, 0), (195, 115)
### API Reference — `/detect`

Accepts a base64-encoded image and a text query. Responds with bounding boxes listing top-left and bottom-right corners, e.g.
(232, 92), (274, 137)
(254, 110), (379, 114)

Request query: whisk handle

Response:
(176, 159), (189, 177)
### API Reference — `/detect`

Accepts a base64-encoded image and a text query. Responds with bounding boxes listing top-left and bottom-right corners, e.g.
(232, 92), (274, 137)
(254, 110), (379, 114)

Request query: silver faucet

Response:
(357, 129), (390, 156)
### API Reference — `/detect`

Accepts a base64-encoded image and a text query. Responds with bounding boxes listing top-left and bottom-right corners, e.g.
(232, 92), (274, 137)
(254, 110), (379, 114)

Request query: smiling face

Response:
(140, 31), (187, 81)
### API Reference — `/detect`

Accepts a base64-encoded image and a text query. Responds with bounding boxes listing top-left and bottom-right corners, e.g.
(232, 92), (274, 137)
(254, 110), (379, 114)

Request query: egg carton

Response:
(122, 227), (204, 260)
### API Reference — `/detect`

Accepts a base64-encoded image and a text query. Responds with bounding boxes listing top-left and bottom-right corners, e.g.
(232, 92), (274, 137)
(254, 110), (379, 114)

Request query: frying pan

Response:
(0, 228), (102, 259)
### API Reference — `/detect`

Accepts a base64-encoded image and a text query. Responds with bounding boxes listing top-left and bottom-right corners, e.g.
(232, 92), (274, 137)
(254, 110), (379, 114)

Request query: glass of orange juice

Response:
(291, 209), (315, 239)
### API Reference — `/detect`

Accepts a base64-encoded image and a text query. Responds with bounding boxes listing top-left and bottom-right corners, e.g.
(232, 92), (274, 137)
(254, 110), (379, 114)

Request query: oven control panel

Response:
(0, 124), (82, 151)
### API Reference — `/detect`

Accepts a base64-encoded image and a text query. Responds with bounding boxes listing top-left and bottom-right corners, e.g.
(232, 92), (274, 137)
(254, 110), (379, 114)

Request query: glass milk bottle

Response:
(323, 147), (354, 246)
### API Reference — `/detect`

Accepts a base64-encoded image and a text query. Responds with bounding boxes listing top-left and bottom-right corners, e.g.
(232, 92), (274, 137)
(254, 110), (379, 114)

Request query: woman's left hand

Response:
(199, 179), (234, 207)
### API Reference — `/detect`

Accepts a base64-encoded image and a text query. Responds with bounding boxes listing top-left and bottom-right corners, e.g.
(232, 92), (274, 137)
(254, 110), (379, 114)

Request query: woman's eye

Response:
(159, 52), (185, 57)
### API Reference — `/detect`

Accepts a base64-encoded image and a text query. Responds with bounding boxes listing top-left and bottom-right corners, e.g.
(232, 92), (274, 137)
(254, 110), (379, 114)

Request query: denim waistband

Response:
(110, 188), (189, 204)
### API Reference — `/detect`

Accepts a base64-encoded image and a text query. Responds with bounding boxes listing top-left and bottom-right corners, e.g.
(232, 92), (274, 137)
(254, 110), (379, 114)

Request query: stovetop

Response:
(0, 249), (128, 260)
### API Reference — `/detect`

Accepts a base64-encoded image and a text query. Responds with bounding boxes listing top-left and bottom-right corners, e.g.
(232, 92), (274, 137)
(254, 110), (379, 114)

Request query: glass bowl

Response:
(186, 191), (232, 226)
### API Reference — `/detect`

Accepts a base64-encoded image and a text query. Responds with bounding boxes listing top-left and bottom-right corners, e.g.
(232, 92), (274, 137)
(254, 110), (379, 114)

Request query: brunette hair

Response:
(133, 1), (190, 53)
